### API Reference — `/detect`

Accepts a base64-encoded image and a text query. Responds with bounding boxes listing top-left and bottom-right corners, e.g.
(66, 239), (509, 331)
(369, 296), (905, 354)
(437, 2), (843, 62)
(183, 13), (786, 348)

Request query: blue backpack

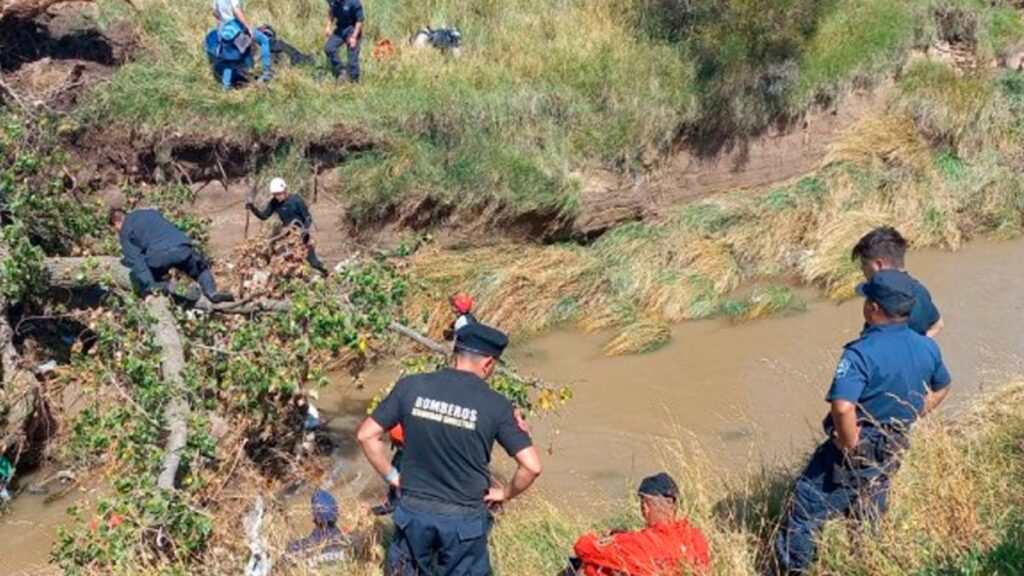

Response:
(205, 22), (254, 87)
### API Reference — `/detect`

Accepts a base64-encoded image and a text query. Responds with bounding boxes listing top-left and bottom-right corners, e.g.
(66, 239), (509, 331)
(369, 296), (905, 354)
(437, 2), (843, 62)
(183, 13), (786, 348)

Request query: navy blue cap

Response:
(311, 489), (339, 524)
(453, 322), (508, 359)
(638, 472), (678, 500)
(856, 269), (916, 317)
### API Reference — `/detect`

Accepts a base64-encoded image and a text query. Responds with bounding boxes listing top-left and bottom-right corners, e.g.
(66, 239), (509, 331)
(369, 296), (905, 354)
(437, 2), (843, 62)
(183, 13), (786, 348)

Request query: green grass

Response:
(80, 0), (1023, 228)
(794, 0), (917, 105)
(84, 0), (696, 220)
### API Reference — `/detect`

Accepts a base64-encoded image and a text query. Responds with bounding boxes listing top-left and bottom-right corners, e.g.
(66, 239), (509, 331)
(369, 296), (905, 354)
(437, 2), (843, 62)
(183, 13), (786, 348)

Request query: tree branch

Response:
(148, 296), (189, 491)
(40, 257), (553, 390)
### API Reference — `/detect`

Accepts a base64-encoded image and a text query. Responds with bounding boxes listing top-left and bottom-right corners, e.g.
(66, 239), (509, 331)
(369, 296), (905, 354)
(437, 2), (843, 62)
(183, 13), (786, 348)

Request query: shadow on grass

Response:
(713, 466), (796, 574)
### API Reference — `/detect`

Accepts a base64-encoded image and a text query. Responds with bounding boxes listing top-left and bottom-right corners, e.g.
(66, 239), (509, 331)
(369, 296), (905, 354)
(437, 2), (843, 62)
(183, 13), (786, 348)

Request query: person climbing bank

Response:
(852, 226), (943, 337)
(442, 292), (477, 341)
(774, 270), (953, 573)
(567, 472), (710, 575)
(110, 208), (235, 304)
(324, 0), (364, 82)
(211, 0), (273, 83)
(246, 177), (328, 275)
(356, 323), (542, 576)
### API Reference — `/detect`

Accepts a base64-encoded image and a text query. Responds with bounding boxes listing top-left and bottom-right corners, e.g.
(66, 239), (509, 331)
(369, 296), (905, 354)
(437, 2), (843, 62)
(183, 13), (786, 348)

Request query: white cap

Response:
(269, 177), (288, 194)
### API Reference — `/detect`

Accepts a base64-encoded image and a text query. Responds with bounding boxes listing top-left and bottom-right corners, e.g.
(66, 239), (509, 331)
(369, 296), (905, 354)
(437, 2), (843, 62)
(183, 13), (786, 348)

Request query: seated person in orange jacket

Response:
(568, 472), (710, 575)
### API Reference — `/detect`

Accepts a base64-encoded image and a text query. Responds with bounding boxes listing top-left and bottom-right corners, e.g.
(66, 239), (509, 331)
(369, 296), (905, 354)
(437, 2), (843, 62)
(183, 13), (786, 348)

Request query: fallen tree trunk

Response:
(0, 238), (44, 458)
(148, 296), (190, 491)
(42, 257), (552, 389)
(42, 257), (191, 489)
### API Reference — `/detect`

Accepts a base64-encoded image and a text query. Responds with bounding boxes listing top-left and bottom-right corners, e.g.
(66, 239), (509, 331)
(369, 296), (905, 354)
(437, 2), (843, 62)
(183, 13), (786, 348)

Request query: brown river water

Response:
(2, 238), (1023, 572)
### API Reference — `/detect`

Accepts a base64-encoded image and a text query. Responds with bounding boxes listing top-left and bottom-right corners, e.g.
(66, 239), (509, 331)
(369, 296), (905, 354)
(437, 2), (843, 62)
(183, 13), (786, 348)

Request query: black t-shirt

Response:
(370, 368), (533, 508)
(248, 195), (312, 229)
(906, 273), (940, 335)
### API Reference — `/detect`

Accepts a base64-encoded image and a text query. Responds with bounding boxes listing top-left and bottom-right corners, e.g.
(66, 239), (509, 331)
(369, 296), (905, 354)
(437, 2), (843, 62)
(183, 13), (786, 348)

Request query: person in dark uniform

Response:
(356, 323), (542, 576)
(774, 270), (953, 573)
(852, 226), (944, 337)
(110, 208), (235, 303)
(324, 0), (364, 82)
(567, 472), (711, 575)
(245, 177), (328, 275)
(280, 489), (353, 568)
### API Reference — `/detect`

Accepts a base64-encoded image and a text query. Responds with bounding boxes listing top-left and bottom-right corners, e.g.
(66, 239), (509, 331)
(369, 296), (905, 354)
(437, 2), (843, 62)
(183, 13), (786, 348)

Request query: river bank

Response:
(2, 237), (1023, 573)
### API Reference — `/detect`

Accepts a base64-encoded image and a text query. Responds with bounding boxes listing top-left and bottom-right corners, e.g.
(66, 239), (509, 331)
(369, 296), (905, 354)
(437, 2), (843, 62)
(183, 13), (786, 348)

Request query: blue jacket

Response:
(119, 209), (193, 290)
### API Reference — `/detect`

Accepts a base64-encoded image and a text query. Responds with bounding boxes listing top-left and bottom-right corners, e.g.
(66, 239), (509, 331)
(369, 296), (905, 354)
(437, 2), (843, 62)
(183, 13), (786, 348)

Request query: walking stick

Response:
(244, 183), (255, 240)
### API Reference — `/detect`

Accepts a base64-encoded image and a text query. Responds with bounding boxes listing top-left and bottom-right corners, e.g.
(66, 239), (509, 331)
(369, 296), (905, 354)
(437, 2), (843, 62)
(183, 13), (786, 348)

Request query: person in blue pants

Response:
(774, 270), (953, 573)
(324, 0), (364, 82)
(212, 0), (273, 83)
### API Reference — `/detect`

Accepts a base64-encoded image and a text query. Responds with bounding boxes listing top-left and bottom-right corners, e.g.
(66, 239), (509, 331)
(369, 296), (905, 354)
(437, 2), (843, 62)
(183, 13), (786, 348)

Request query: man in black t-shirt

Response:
(245, 177), (328, 275)
(852, 227), (944, 337)
(357, 323), (542, 576)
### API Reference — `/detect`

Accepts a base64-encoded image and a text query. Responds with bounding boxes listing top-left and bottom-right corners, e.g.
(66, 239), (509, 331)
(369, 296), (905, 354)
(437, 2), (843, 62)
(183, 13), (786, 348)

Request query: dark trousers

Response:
(304, 237), (328, 275)
(386, 501), (493, 576)
(137, 244), (218, 296)
(774, 428), (906, 572)
(325, 27), (360, 82)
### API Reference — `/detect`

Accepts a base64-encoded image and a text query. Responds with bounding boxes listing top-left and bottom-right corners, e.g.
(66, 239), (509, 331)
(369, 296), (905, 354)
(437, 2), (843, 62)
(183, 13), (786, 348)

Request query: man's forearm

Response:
(233, 7), (250, 29)
(923, 386), (951, 416)
(358, 437), (393, 477)
(504, 465), (539, 501)
(831, 402), (860, 450)
(926, 317), (945, 338)
(351, 22), (363, 41)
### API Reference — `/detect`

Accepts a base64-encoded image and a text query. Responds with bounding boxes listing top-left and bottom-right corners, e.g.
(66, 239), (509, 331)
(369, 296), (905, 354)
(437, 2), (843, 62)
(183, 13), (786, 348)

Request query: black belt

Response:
(401, 494), (486, 516)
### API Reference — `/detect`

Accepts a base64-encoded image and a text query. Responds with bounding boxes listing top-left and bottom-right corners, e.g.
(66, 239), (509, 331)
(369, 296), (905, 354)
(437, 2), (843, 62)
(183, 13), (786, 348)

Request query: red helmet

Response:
(450, 293), (473, 314)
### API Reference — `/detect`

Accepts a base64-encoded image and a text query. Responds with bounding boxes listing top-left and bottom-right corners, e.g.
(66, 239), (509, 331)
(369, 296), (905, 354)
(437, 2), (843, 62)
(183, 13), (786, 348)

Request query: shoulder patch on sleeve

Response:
(835, 358), (851, 378)
(597, 534), (615, 547)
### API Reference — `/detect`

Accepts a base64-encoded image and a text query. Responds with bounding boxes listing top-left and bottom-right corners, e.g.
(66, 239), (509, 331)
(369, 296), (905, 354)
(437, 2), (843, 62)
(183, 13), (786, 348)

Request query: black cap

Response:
(856, 269), (916, 317)
(453, 323), (508, 359)
(637, 472), (678, 500)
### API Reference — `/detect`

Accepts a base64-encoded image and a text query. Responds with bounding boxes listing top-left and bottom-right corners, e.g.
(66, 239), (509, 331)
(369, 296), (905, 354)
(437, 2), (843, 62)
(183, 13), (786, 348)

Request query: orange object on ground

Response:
(573, 519), (710, 575)
(373, 39), (394, 61)
(389, 424), (405, 446)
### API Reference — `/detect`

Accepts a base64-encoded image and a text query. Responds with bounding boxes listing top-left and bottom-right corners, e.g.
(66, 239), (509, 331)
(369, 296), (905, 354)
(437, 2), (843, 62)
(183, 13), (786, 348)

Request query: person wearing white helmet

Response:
(246, 178), (328, 275)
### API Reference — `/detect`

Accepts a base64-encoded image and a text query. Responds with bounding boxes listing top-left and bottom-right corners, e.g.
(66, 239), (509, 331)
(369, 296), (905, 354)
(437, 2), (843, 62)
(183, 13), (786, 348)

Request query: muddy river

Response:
(3, 238), (1023, 572)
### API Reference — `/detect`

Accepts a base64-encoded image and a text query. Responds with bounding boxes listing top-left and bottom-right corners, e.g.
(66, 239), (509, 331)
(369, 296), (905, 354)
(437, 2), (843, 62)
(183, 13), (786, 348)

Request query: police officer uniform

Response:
(774, 270), (952, 572)
(369, 324), (532, 576)
(324, 0), (364, 82)
(118, 208), (233, 303)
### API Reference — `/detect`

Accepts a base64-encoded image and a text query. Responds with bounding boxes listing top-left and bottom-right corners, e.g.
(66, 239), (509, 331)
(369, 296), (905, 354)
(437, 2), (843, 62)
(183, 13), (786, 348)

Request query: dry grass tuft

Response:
(602, 318), (672, 356)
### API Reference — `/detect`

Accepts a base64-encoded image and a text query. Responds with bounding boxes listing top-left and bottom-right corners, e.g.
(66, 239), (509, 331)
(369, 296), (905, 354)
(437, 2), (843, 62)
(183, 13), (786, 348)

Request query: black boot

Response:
(207, 291), (236, 304)
(198, 270), (235, 304)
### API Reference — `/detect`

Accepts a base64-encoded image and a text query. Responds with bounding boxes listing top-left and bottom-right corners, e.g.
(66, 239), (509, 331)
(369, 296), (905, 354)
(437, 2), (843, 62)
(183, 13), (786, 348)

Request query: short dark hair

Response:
(108, 208), (125, 226)
(851, 227), (907, 267)
(453, 348), (491, 363)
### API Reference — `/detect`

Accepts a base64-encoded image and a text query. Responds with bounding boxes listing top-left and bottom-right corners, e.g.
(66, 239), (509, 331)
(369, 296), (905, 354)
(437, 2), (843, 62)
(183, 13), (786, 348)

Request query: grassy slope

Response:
(404, 31), (1024, 352)
(82, 0), (994, 224)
